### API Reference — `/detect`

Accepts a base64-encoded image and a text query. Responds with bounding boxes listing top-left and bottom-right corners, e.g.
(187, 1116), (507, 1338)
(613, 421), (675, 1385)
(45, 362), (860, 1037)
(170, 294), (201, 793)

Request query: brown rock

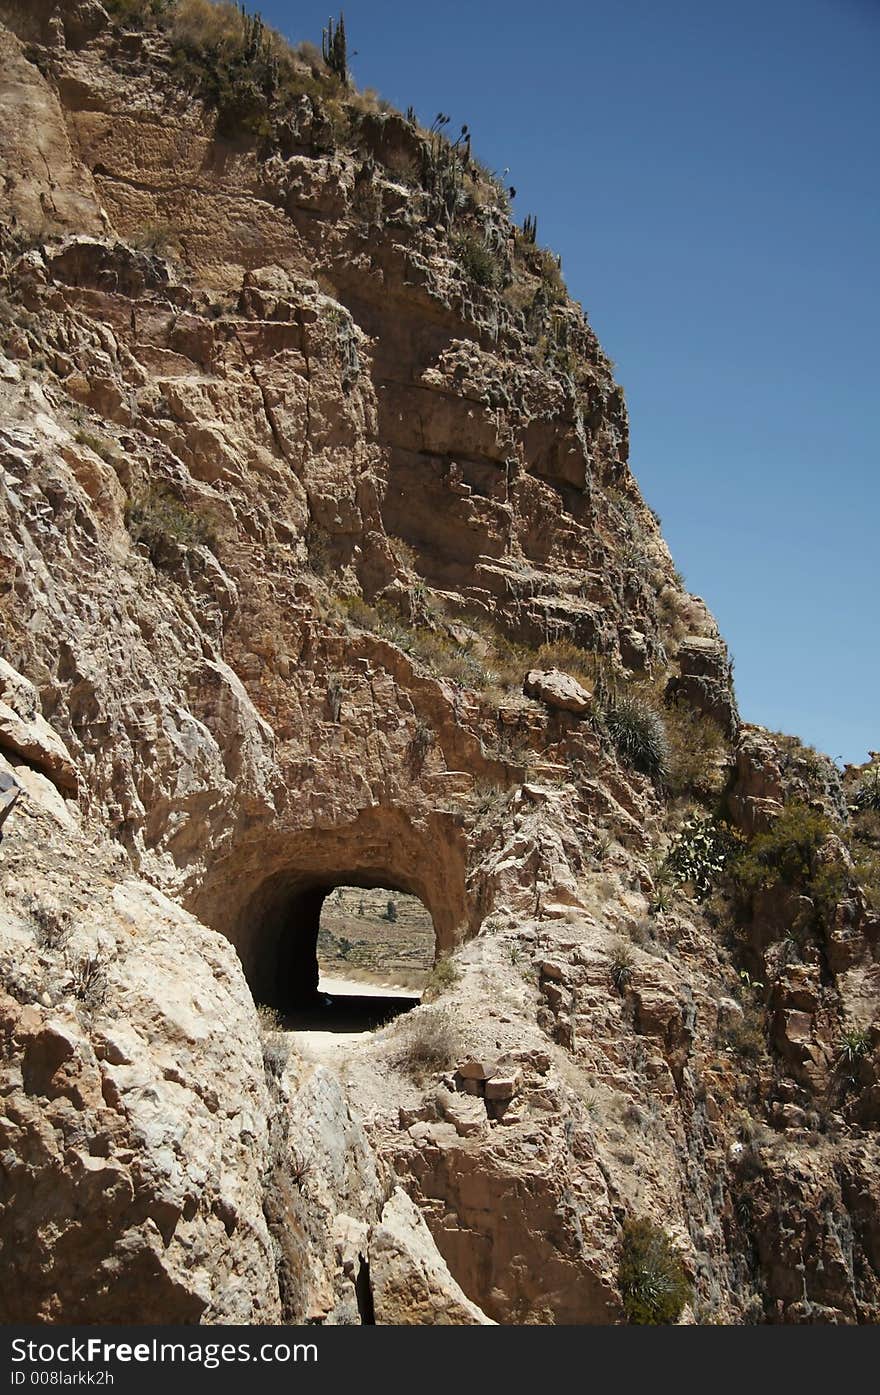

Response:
(455, 1056), (499, 1082)
(484, 1070), (522, 1101)
(0, 659), (77, 791)
(368, 1188), (493, 1324)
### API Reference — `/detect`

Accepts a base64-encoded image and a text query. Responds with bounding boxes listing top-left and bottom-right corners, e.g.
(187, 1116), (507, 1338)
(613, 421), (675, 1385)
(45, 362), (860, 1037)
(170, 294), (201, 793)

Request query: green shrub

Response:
(455, 233), (503, 290)
(609, 941), (635, 992)
(649, 879), (673, 915)
(74, 427), (118, 465)
(664, 703), (729, 797)
(854, 846), (880, 913)
(729, 801), (846, 926)
(422, 954), (459, 999)
(723, 1007), (765, 1061)
(604, 695), (669, 784)
(533, 247), (566, 304)
(331, 594), (489, 688)
(167, 0), (344, 140)
(837, 1026), (872, 1069)
(664, 815), (739, 900)
(103, 0), (171, 24)
(170, 2), (282, 137)
(131, 221), (179, 257)
(618, 1218), (691, 1325)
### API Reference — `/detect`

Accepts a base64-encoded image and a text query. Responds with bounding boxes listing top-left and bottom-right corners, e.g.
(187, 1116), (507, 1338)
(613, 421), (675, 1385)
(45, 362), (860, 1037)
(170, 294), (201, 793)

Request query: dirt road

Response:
(283, 974), (421, 1066)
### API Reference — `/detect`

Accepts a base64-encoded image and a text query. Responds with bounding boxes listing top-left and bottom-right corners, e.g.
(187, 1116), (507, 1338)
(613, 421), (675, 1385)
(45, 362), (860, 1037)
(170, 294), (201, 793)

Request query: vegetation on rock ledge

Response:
(618, 1218), (691, 1325)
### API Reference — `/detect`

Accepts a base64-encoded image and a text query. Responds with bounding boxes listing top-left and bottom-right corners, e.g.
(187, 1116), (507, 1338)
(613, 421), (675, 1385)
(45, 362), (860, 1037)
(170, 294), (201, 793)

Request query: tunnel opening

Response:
(286, 884), (437, 1035)
(196, 808), (471, 1041)
(240, 868), (439, 1035)
(319, 886), (435, 993)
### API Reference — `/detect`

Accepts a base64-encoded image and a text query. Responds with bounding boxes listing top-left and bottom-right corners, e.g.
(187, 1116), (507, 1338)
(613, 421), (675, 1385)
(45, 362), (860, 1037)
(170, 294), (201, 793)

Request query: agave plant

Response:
(854, 764), (880, 812)
(603, 695), (669, 785)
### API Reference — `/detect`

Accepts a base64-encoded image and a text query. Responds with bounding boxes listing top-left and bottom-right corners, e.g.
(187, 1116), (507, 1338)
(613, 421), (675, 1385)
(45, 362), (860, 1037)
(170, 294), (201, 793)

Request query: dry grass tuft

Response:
(389, 1004), (464, 1080)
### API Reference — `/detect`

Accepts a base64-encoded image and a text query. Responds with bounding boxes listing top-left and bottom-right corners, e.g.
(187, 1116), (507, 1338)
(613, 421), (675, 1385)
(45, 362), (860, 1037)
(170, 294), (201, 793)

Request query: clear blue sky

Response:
(258, 0), (879, 766)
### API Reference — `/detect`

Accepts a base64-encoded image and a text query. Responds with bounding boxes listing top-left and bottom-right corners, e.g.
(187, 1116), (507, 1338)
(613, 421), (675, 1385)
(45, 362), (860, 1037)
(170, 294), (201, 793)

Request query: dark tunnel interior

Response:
(241, 872), (436, 1033)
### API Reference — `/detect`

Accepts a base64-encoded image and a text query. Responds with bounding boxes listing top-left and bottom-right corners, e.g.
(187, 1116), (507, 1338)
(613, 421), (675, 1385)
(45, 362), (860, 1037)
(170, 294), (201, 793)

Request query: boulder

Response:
(524, 668), (592, 715)
(455, 1055), (498, 1082)
(368, 1188), (493, 1324)
(484, 1069), (522, 1102)
(665, 635), (738, 738)
(0, 768), (20, 830)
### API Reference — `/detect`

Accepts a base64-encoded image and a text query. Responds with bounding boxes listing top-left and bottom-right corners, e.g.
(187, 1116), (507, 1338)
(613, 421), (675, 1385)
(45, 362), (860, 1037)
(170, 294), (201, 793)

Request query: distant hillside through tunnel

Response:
(318, 886), (435, 993)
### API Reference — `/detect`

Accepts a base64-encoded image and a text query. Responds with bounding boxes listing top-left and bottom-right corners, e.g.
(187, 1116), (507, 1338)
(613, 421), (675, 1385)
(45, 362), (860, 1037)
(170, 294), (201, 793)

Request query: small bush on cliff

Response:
(126, 484), (215, 563)
(256, 1003), (293, 1076)
(166, 0), (344, 139)
(256, 1003), (283, 1031)
(618, 1218), (691, 1325)
(103, 0), (171, 24)
(169, 2), (284, 137)
(422, 954), (460, 1000)
(74, 427), (119, 466)
(67, 950), (108, 1010)
(722, 1005), (766, 1061)
(664, 814), (740, 900)
(25, 896), (72, 952)
(664, 703), (729, 797)
(603, 694), (669, 785)
(391, 1004), (462, 1079)
(455, 233), (503, 290)
(853, 844), (880, 914)
(728, 800), (846, 927)
(854, 764), (880, 813)
(836, 1026), (872, 1070)
(609, 942), (635, 992)
(850, 796), (880, 912)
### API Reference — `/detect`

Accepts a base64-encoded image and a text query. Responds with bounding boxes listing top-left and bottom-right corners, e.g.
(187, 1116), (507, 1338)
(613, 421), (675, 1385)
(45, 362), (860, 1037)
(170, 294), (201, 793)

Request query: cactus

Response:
(322, 12), (348, 82)
(421, 131), (463, 225)
(522, 213), (537, 244)
(240, 6), (264, 62)
(420, 118), (477, 227)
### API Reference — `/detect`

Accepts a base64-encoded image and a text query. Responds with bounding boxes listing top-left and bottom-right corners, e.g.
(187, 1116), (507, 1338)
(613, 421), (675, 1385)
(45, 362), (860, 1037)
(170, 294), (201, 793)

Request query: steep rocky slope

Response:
(0, 0), (877, 1324)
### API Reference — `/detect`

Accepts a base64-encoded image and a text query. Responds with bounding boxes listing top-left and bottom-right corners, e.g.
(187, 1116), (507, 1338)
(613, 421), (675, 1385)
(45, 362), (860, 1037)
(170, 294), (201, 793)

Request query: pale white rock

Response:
(368, 1188), (494, 1325)
(524, 668), (593, 715)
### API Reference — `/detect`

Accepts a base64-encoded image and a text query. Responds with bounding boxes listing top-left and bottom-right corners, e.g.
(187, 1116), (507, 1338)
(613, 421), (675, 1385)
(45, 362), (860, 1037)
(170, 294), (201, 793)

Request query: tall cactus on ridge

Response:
(322, 12), (348, 82)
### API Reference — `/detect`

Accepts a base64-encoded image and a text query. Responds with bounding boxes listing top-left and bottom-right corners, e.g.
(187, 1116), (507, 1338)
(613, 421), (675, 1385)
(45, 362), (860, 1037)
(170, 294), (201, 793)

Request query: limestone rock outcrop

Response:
(0, 789), (280, 1323)
(524, 668), (593, 716)
(368, 1188), (493, 1325)
(0, 0), (877, 1327)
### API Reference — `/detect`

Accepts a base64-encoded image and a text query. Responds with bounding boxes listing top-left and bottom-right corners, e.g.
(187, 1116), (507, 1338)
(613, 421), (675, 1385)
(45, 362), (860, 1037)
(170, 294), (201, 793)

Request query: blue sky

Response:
(258, 0), (879, 766)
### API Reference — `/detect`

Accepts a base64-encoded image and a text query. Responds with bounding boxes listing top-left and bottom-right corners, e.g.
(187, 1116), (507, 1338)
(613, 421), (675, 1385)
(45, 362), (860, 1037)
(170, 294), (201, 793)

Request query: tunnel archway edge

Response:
(192, 806), (472, 1008)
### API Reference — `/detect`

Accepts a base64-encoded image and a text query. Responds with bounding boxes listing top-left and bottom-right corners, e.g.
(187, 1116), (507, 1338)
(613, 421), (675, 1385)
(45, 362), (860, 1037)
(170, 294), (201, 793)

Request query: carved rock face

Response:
(0, 8), (877, 1328)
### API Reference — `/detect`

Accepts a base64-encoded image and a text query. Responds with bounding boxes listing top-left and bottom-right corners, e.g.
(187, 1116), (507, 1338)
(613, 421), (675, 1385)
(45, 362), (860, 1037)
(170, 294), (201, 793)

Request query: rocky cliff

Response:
(0, 0), (878, 1325)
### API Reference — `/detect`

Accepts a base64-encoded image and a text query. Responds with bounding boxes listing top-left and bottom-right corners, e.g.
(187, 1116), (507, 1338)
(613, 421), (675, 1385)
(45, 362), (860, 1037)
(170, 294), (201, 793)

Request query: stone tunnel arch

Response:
(192, 807), (470, 1011)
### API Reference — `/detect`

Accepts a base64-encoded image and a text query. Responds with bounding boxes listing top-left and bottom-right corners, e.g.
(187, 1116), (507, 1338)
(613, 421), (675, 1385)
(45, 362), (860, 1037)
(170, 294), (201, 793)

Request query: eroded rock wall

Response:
(0, 1), (877, 1326)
